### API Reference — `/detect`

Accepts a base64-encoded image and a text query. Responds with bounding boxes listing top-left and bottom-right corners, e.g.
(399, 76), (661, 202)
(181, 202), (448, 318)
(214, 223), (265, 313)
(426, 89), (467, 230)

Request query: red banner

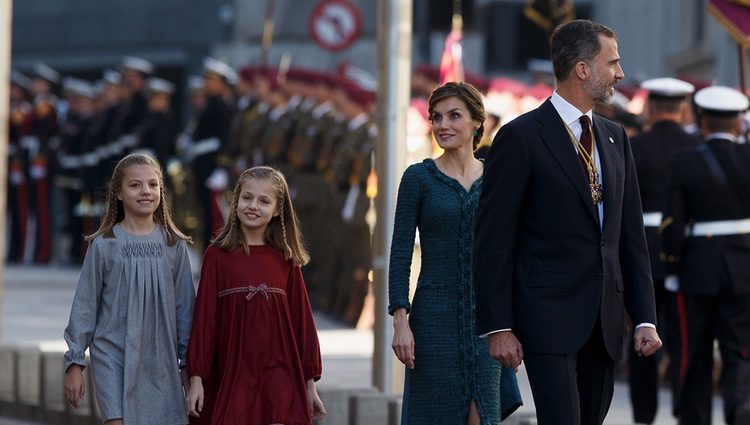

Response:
(709, 0), (750, 46)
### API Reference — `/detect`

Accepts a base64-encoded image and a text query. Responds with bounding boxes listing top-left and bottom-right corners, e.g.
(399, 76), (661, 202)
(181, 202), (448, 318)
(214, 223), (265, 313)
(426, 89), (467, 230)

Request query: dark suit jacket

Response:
(474, 99), (657, 360)
(662, 138), (750, 295)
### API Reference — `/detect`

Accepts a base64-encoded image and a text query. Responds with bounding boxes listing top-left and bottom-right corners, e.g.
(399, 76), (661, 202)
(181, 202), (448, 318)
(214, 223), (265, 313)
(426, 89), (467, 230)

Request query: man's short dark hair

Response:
(550, 19), (616, 82)
(702, 114), (740, 134)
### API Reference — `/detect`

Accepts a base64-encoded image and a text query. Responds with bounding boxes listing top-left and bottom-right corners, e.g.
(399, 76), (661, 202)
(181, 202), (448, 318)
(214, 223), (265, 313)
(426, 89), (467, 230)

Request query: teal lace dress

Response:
(388, 159), (522, 424)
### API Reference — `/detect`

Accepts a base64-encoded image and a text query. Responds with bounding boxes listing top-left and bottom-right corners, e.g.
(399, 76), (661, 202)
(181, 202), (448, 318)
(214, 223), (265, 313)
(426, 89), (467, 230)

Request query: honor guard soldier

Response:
(328, 80), (375, 326)
(226, 66), (259, 176)
(111, 56), (154, 155)
(91, 70), (125, 176)
(285, 71), (339, 308)
(189, 57), (236, 248)
(258, 72), (294, 169)
(26, 63), (62, 263)
(56, 79), (97, 263)
(138, 77), (176, 166)
(628, 77), (702, 424)
(8, 71), (34, 263)
(662, 86), (750, 425)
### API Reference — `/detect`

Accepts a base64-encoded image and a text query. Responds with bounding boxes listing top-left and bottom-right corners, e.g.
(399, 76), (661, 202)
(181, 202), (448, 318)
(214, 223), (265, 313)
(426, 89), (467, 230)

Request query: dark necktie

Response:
(578, 115), (593, 171)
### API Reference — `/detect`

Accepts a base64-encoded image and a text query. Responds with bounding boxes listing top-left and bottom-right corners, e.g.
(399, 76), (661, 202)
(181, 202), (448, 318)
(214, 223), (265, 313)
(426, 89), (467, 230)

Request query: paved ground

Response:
(0, 264), (725, 424)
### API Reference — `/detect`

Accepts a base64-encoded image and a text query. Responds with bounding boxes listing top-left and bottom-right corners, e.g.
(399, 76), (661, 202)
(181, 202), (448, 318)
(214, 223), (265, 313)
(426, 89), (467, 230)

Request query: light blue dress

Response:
(64, 225), (195, 424)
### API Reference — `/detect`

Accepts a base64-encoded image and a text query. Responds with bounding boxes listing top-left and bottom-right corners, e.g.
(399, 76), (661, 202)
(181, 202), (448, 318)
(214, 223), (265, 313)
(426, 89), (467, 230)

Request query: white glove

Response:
(664, 275), (680, 292)
(205, 168), (229, 191)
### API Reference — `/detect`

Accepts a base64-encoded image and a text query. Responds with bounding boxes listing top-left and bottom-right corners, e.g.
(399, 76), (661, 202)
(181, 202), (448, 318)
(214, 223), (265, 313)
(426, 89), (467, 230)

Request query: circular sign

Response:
(309, 0), (362, 52)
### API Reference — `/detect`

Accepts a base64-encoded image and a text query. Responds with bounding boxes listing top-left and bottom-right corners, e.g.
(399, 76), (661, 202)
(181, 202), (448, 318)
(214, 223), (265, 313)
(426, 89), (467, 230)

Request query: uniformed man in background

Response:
(628, 77), (702, 424)
(328, 79), (375, 326)
(26, 63), (62, 264)
(662, 86), (750, 425)
(8, 71), (34, 263)
(138, 77), (177, 166)
(189, 57), (236, 248)
(112, 56), (154, 142)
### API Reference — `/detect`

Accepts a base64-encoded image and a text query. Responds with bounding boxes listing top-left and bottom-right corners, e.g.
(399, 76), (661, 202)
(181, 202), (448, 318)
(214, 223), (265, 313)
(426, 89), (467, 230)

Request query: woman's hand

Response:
(391, 308), (415, 369)
(306, 380), (327, 421)
(185, 376), (204, 418)
(63, 365), (85, 409)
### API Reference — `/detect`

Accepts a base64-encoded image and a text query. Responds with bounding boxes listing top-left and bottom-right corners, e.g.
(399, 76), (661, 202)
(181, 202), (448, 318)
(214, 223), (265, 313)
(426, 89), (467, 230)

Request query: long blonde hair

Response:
(85, 153), (192, 246)
(213, 166), (310, 266)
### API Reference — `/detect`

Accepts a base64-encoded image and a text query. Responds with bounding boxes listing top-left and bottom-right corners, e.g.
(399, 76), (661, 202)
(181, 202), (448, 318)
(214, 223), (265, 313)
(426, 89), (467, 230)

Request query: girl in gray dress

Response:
(63, 153), (195, 425)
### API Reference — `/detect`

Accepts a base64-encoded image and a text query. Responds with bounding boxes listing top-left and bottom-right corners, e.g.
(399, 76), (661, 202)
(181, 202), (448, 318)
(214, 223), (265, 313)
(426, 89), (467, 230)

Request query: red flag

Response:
(709, 0), (750, 46)
(439, 27), (464, 84)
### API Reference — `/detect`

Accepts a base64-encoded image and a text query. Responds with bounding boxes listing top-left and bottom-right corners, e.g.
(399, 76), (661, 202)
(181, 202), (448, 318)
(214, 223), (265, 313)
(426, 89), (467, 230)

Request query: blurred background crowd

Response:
(5, 0), (750, 330)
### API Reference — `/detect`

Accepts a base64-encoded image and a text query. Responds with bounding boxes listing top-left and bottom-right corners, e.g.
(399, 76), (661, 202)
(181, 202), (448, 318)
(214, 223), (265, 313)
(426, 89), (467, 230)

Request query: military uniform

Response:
(138, 78), (177, 166)
(27, 63), (62, 263)
(259, 102), (295, 169)
(628, 78), (702, 424)
(189, 58), (237, 248)
(56, 79), (98, 264)
(662, 86), (750, 425)
(286, 99), (338, 308)
(8, 71), (35, 263)
(328, 111), (374, 325)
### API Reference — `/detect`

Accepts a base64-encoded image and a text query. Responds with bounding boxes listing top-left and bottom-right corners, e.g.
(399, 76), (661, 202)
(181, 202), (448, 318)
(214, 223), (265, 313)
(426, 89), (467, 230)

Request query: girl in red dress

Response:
(185, 166), (326, 425)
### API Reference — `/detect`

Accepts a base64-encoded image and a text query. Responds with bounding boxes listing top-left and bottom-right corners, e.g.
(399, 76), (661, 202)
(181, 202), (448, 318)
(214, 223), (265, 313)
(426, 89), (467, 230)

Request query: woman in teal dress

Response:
(389, 82), (522, 425)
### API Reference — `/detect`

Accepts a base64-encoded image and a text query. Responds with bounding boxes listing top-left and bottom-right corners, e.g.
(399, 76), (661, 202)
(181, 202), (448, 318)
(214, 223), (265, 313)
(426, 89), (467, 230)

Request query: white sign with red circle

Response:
(309, 0), (362, 52)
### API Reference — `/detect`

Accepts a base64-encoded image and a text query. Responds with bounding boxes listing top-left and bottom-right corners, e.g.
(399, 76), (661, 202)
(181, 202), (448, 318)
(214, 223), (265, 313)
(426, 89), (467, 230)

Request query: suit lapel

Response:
(537, 100), (599, 222)
(593, 115), (616, 232)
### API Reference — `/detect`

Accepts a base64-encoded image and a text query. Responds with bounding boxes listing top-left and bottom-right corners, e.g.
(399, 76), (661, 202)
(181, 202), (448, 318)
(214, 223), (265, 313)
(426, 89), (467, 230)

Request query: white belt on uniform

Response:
(690, 218), (750, 236)
(642, 212), (663, 228)
(190, 137), (221, 157)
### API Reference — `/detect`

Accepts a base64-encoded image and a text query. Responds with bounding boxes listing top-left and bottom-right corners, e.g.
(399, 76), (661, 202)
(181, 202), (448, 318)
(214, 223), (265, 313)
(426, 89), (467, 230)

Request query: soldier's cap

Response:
(524, 83), (553, 101)
(239, 65), (256, 83)
(339, 79), (375, 107)
(188, 75), (204, 93)
(203, 57), (238, 86)
(309, 70), (337, 88)
(641, 77), (694, 100)
(147, 77), (175, 95)
(464, 70), (488, 94)
(11, 70), (31, 89)
(31, 63), (61, 84)
(63, 78), (96, 99)
(488, 77), (527, 97)
(694, 85), (749, 117)
(102, 69), (122, 85)
(414, 64), (440, 83)
(121, 56), (155, 75)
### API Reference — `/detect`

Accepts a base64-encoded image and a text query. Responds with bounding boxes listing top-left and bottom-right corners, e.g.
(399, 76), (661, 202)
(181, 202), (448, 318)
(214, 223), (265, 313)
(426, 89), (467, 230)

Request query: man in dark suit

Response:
(628, 77), (702, 424)
(661, 85), (750, 425)
(474, 19), (661, 425)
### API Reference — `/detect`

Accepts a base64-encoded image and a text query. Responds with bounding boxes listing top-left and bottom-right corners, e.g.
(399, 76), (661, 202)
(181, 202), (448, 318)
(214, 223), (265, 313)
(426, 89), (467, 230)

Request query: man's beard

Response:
(584, 71), (614, 106)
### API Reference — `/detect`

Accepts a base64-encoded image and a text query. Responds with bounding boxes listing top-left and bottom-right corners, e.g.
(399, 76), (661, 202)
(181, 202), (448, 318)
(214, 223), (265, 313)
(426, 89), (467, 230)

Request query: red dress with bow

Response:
(186, 245), (322, 425)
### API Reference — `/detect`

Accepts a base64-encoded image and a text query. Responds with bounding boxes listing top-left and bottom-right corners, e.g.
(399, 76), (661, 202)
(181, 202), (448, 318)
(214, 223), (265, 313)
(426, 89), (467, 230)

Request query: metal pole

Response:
(0, 0), (13, 341)
(739, 43), (747, 95)
(372, 0), (412, 394)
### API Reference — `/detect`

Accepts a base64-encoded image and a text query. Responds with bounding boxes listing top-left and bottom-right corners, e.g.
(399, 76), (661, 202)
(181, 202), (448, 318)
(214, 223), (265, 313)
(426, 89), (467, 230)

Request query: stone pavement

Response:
(0, 264), (725, 424)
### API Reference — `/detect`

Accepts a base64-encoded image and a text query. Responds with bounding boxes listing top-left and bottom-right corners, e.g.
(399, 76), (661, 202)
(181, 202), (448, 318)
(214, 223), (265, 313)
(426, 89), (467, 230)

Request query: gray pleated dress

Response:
(64, 225), (195, 424)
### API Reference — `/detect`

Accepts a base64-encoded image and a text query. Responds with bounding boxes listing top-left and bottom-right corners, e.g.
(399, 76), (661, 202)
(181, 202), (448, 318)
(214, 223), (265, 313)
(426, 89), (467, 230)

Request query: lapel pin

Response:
(608, 136), (614, 144)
